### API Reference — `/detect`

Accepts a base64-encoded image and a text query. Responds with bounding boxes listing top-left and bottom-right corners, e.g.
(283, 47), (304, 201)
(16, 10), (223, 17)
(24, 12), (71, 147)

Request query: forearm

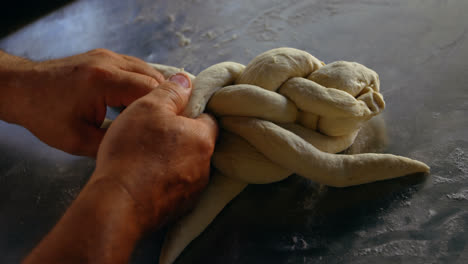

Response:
(22, 174), (150, 264)
(0, 50), (36, 124)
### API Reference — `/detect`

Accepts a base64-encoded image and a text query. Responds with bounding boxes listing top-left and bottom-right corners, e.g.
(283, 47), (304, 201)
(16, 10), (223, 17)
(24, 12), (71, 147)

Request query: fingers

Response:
(120, 54), (166, 83)
(147, 73), (193, 115)
(85, 49), (165, 83)
(103, 71), (160, 107)
(84, 50), (166, 107)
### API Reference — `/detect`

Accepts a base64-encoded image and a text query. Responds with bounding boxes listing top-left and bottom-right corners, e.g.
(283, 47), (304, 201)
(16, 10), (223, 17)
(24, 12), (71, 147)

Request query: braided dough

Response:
(148, 48), (429, 264)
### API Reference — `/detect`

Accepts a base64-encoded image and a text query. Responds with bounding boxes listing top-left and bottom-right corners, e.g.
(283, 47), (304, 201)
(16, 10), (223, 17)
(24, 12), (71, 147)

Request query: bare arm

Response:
(22, 177), (147, 264)
(0, 50), (34, 124)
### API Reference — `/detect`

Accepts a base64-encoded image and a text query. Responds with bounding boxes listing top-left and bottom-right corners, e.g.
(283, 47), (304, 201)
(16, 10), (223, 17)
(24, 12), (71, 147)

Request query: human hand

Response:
(22, 74), (217, 264)
(4, 49), (165, 156)
(90, 73), (218, 229)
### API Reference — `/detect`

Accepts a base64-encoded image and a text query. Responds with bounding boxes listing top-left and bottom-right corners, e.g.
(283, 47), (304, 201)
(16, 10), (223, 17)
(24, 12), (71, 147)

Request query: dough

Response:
(147, 63), (196, 81)
(148, 48), (429, 264)
(159, 171), (247, 264)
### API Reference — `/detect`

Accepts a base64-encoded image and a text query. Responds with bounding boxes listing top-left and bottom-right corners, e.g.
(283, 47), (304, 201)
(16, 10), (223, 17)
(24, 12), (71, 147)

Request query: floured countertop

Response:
(1, 0), (467, 263)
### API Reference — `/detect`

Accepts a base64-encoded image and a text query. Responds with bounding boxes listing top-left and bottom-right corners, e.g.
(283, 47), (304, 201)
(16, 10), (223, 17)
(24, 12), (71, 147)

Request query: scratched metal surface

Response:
(1, 0), (467, 263)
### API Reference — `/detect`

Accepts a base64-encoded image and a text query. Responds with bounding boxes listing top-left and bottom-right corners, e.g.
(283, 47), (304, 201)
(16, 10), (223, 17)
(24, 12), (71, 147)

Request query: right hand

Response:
(91, 73), (218, 229)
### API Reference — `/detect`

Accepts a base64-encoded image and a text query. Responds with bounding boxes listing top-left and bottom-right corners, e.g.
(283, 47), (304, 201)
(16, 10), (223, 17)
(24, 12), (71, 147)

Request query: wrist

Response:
(92, 162), (176, 230)
(94, 162), (170, 226)
(0, 51), (38, 125)
(84, 175), (154, 233)
(24, 174), (149, 264)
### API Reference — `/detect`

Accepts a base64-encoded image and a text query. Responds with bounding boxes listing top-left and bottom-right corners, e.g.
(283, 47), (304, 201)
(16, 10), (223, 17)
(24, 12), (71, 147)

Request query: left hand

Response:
(7, 49), (165, 156)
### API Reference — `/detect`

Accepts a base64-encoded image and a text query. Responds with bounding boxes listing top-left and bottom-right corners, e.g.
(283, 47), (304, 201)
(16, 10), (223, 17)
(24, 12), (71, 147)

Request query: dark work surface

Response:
(1, 0), (467, 263)
(0, 0), (75, 38)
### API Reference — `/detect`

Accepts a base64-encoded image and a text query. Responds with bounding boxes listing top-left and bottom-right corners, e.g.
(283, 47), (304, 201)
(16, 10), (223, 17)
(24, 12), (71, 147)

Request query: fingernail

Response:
(169, 73), (190, 89)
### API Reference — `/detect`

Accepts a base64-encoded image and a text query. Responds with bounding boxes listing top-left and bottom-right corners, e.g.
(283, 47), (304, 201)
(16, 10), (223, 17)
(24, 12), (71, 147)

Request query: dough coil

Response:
(149, 47), (429, 264)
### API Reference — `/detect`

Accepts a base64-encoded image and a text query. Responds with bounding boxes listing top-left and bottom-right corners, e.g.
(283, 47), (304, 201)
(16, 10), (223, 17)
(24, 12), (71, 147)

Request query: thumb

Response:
(148, 73), (192, 115)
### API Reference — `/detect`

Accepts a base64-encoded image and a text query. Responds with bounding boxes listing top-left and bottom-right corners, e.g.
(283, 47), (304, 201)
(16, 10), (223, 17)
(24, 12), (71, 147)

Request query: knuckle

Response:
(133, 97), (159, 113)
(130, 56), (145, 64)
(178, 168), (209, 187)
(146, 76), (159, 89)
(88, 48), (114, 57)
(154, 71), (165, 83)
(194, 132), (216, 155)
(87, 65), (114, 81)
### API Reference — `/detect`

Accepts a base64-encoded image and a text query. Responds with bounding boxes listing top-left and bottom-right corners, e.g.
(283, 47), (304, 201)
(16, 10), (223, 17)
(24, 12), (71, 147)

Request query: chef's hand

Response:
(93, 72), (219, 227)
(0, 49), (164, 156)
(23, 73), (219, 264)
